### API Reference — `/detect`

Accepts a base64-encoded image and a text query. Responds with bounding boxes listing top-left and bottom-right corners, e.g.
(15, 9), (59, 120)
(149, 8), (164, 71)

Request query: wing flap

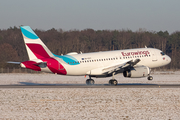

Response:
(102, 59), (141, 75)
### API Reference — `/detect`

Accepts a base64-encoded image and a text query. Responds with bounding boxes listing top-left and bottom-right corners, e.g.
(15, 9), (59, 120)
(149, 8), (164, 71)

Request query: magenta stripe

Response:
(21, 61), (41, 71)
(26, 43), (50, 59)
(41, 58), (67, 75)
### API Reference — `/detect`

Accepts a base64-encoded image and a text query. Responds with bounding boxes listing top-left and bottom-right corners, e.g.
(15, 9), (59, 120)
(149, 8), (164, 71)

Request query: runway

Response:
(0, 83), (180, 88)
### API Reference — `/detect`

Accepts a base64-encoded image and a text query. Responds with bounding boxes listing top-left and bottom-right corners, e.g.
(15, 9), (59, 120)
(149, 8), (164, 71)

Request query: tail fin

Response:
(20, 26), (53, 60)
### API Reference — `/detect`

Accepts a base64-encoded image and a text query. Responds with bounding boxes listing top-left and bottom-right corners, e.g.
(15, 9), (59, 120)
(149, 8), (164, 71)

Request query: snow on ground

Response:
(0, 71), (180, 119)
(1, 88), (180, 120)
(0, 71), (179, 85)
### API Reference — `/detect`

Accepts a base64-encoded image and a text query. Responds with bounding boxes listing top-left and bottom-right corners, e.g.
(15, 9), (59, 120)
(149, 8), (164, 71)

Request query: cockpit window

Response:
(160, 52), (165, 56)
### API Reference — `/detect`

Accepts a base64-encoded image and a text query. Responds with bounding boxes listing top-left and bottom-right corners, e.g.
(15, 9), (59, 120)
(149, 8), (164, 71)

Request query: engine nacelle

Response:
(123, 66), (150, 78)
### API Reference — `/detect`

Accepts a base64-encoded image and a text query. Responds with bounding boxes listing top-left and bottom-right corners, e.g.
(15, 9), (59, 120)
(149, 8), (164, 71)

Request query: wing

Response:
(102, 59), (141, 75)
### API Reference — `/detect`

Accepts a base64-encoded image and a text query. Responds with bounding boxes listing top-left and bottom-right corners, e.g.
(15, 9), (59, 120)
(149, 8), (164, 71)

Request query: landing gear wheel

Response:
(86, 79), (95, 85)
(148, 76), (153, 80)
(109, 79), (118, 86)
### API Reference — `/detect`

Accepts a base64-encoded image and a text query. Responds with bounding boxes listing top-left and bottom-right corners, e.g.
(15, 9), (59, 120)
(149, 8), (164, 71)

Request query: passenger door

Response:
(151, 50), (157, 61)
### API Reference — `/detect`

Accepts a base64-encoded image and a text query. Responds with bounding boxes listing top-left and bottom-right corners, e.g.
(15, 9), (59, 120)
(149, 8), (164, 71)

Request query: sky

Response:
(0, 0), (180, 33)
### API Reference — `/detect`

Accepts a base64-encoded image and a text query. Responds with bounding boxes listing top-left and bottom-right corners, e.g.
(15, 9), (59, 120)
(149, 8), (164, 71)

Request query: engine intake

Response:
(123, 66), (150, 78)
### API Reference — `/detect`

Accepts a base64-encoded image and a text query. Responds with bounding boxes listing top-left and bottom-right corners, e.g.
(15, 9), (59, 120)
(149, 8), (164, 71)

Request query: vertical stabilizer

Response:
(20, 26), (53, 60)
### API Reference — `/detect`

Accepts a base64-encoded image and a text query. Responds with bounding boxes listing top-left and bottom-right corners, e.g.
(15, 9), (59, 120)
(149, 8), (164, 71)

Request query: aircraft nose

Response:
(166, 55), (171, 64)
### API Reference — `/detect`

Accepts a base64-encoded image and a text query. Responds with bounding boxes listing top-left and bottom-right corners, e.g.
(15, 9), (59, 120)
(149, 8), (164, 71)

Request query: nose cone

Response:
(166, 55), (171, 64)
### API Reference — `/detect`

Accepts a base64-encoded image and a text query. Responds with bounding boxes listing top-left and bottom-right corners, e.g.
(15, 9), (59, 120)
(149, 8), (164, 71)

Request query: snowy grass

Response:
(0, 71), (180, 85)
(0, 71), (180, 119)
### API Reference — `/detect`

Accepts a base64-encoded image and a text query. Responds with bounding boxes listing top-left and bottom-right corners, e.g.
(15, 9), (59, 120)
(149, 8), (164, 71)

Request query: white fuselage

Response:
(55, 48), (171, 76)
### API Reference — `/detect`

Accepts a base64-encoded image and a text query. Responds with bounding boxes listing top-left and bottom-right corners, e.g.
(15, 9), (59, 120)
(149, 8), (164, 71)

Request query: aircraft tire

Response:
(109, 79), (118, 86)
(86, 79), (94, 85)
(148, 76), (153, 80)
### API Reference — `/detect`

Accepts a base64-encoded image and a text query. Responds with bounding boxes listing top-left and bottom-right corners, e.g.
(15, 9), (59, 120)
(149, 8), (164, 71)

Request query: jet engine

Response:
(123, 66), (150, 78)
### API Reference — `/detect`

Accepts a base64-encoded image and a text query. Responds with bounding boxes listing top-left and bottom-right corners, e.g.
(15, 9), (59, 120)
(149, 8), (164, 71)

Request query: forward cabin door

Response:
(151, 50), (157, 61)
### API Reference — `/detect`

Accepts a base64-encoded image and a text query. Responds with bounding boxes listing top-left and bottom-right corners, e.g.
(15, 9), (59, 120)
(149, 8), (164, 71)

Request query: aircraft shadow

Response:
(0, 82), (176, 88)
(19, 82), (158, 86)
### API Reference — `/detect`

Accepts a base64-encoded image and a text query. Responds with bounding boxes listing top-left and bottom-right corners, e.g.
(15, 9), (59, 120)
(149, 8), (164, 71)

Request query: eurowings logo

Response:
(121, 51), (150, 56)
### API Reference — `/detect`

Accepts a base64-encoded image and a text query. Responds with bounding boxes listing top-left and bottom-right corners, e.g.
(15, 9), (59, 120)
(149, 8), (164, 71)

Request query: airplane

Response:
(9, 26), (171, 85)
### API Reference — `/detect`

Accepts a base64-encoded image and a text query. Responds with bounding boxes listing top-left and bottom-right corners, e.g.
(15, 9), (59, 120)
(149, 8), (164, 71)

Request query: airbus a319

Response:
(9, 26), (171, 86)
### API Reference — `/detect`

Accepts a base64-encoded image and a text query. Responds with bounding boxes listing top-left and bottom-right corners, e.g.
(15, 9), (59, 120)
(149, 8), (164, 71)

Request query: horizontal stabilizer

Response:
(7, 61), (21, 64)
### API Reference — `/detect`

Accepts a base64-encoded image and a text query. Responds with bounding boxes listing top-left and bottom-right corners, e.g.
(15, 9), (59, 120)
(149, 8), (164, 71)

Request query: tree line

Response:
(0, 26), (179, 70)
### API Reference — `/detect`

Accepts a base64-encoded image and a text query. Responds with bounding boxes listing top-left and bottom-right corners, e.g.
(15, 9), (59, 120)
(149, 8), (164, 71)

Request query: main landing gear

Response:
(86, 77), (95, 85)
(147, 76), (153, 80)
(86, 74), (118, 86)
(109, 72), (118, 86)
(109, 79), (118, 86)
